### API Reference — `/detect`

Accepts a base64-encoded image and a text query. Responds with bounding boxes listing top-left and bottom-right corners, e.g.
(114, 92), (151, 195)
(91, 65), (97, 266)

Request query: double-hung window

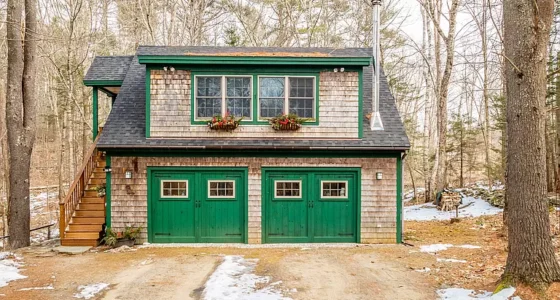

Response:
(195, 76), (252, 120)
(259, 76), (315, 119)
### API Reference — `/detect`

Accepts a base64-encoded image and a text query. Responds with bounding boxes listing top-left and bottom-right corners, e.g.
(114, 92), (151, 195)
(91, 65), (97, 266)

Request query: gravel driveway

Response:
(0, 245), (435, 300)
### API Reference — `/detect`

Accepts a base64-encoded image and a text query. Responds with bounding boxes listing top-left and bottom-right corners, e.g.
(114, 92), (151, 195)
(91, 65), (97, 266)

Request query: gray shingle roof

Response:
(96, 48), (409, 151)
(137, 46), (371, 58)
(84, 56), (134, 83)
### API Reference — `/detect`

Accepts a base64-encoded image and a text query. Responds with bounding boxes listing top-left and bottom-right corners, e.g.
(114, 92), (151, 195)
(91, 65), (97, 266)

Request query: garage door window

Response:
(275, 180), (302, 198)
(208, 180), (235, 198)
(321, 181), (347, 199)
(161, 180), (188, 198)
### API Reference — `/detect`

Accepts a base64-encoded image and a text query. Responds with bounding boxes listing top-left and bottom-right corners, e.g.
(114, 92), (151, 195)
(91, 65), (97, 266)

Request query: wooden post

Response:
(93, 87), (98, 140)
(59, 204), (65, 239)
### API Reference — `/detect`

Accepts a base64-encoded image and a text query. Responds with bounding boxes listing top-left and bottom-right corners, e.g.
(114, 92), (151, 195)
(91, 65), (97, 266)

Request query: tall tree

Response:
(503, 0), (560, 288)
(6, 0), (38, 248)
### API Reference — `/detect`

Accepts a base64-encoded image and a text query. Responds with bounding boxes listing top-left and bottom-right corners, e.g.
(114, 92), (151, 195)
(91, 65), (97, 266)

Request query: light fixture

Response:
(125, 170), (133, 179)
(376, 172), (383, 180)
(163, 66), (168, 71)
(333, 68), (338, 72)
(170, 66), (175, 72)
(340, 67), (345, 72)
(103, 166), (112, 173)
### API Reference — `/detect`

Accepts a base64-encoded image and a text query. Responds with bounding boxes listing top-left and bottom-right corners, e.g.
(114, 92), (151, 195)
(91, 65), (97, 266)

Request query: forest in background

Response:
(1, 0), (560, 210)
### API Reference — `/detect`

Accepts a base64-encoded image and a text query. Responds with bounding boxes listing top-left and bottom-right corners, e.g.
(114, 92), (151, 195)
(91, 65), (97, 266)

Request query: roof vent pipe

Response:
(371, 0), (384, 131)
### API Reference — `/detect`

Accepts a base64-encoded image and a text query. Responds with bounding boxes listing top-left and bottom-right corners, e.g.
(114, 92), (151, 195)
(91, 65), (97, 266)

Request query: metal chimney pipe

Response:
(371, 0), (384, 131)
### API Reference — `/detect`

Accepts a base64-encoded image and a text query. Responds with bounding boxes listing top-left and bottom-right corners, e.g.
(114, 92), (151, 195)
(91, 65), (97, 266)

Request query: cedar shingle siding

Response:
(110, 156), (397, 244)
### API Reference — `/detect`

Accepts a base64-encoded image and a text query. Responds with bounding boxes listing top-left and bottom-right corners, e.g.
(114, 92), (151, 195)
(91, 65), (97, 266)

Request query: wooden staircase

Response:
(60, 136), (106, 247)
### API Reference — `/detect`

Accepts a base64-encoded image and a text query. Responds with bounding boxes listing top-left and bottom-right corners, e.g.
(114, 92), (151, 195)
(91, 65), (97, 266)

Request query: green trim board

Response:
(83, 80), (123, 87)
(105, 155), (111, 227)
(358, 69), (363, 139)
(396, 155), (403, 244)
(190, 71), (320, 126)
(145, 67), (151, 138)
(104, 150), (404, 158)
(93, 87), (98, 140)
(138, 55), (372, 66)
(147, 167), (249, 243)
(261, 167), (361, 244)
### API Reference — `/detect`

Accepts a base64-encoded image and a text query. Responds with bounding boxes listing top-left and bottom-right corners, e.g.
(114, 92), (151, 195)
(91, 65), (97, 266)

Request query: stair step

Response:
(94, 167), (105, 173)
(89, 178), (106, 185)
(84, 190), (99, 197)
(78, 203), (104, 210)
(68, 224), (103, 232)
(70, 217), (105, 224)
(91, 172), (106, 178)
(74, 210), (105, 217)
(64, 232), (100, 239)
(97, 161), (106, 167)
(61, 238), (99, 247)
(81, 197), (104, 204)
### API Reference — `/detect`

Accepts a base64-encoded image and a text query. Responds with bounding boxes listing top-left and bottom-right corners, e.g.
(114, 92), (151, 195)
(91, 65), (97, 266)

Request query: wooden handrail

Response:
(59, 135), (102, 238)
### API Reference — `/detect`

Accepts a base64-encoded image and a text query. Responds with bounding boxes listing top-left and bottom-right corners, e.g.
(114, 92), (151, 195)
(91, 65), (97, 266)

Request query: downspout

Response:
(371, 0), (384, 131)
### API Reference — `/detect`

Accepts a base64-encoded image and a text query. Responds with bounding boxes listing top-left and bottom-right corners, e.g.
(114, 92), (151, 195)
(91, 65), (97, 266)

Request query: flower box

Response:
(269, 113), (307, 131)
(207, 113), (243, 132)
(272, 123), (301, 131)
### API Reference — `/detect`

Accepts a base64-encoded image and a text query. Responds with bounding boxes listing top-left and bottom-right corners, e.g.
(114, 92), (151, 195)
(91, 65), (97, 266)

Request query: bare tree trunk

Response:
(503, 0), (560, 288)
(482, 0), (492, 188)
(6, 0), (38, 249)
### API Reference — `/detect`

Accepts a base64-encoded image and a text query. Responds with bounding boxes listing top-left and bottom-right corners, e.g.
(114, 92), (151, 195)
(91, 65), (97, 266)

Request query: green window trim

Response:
(190, 71), (320, 126)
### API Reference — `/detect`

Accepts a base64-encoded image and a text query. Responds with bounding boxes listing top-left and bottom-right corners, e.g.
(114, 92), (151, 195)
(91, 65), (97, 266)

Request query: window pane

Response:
(289, 98), (313, 118)
(227, 98), (251, 118)
(197, 77), (221, 97)
(197, 98), (221, 118)
(260, 98), (284, 118)
(227, 77), (251, 97)
(260, 77), (284, 97)
(289, 78), (314, 98)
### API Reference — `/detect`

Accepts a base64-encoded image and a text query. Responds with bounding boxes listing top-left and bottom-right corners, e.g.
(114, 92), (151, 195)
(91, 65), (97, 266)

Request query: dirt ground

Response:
(1, 213), (559, 300)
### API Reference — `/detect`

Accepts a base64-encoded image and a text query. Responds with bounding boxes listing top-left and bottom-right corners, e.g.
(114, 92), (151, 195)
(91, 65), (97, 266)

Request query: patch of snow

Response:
(0, 252), (27, 288)
(437, 258), (467, 263)
(74, 283), (109, 299)
(19, 284), (54, 291)
(457, 245), (482, 249)
(437, 286), (516, 299)
(405, 196), (502, 221)
(420, 244), (453, 253)
(415, 267), (431, 273)
(202, 255), (290, 300)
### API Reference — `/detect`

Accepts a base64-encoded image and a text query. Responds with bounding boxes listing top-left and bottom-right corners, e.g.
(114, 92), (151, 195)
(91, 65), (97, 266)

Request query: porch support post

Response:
(93, 87), (99, 140)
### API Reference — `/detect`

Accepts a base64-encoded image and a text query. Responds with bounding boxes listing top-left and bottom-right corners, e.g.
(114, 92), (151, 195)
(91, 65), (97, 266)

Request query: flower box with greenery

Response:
(269, 113), (309, 131)
(102, 226), (142, 247)
(207, 112), (243, 131)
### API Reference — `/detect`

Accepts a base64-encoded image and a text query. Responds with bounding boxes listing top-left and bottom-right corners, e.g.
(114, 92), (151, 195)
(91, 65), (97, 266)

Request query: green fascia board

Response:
(83, 80), (123, 87)
(358, 69), (364, 139)
(145, 68), (151, 138)
(138, 55), (372, 67)
(103, 149), (404, 158)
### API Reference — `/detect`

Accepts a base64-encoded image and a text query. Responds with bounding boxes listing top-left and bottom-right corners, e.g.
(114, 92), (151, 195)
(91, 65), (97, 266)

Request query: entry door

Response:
(150, 170), (245, 243)
(264, 170), (358, 243)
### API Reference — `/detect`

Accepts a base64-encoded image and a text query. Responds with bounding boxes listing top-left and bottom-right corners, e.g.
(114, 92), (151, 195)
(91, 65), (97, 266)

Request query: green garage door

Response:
(149, 168), (246, 243)
(263, 168), (360, 243)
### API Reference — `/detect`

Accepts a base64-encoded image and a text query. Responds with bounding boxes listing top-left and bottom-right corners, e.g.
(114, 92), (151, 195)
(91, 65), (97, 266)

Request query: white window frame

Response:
(320, 180), (348, 199)
(160, 180), (189, 198)
(207, 180), (236, 199)
(257, 76), (316, 121)
(274, 180), (303, 199)
(194, 75), (253, 121)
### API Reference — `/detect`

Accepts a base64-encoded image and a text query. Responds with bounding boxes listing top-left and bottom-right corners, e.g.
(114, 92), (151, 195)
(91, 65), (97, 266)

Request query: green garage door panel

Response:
(263, 169), (359, 243)
(265, 173), (310, 243)
(149, 169), (246, 243)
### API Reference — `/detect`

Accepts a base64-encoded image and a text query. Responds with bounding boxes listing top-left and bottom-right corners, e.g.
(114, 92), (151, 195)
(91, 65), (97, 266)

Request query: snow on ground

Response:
(0, 252), (27, 288)
(74, 283), (109, 299)
(420, 244), (481, 254)
(437, 286), (518, 300)
(404, 188), (426, 202)
(202, 255), (290, 300)
(405, 196), (502, 221)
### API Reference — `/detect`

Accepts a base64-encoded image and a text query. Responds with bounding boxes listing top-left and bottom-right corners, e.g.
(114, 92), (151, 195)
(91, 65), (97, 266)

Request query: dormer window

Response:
(195, 76), (252, 120)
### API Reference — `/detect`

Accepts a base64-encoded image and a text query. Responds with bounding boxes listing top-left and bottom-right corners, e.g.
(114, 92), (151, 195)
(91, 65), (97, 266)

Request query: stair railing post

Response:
(59, 204), (66, 239)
